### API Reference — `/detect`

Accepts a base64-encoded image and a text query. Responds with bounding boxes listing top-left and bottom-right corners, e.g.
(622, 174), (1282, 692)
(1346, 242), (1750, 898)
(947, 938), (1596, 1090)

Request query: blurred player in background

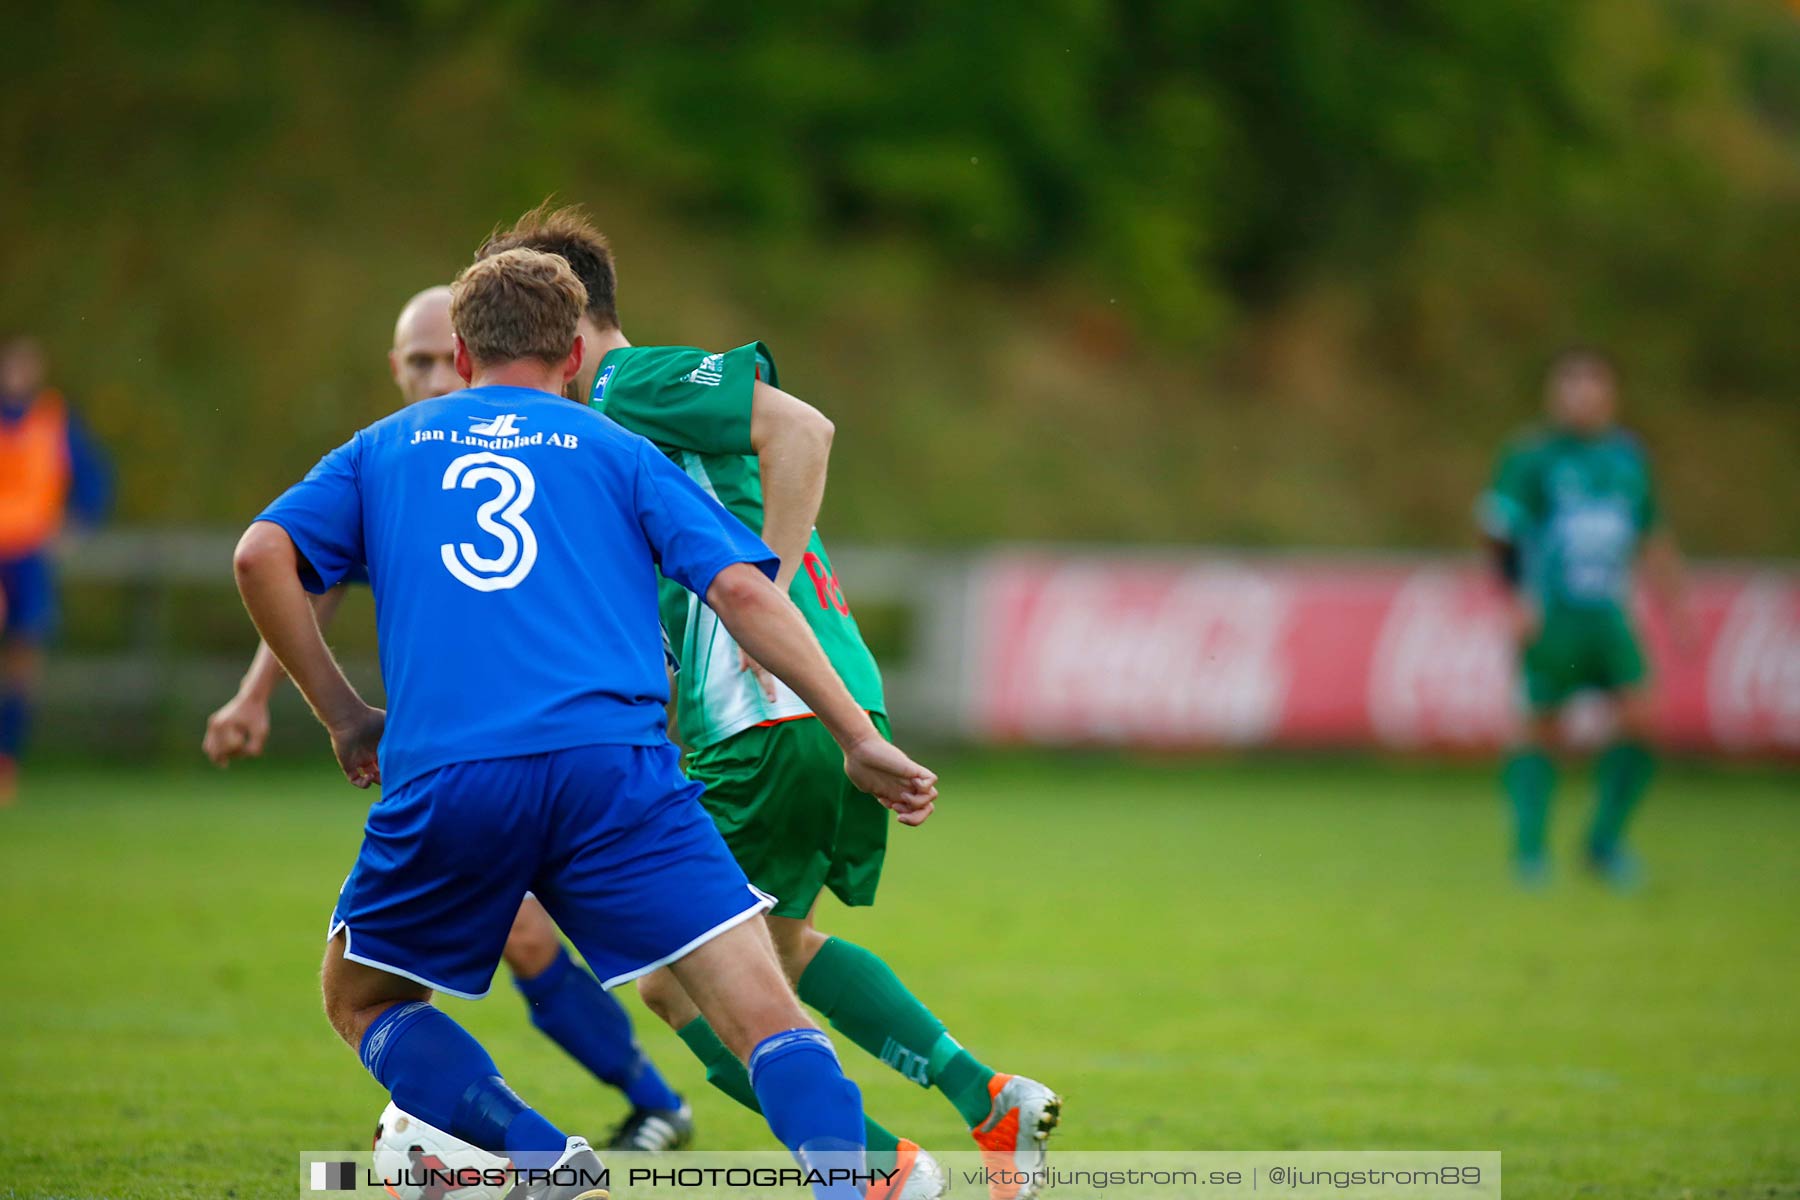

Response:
(481, 204), (1059, 1200)
(0, 335), (112, 804)
(202, 287), (694, 1148)
(1479, 348), (1692, 887)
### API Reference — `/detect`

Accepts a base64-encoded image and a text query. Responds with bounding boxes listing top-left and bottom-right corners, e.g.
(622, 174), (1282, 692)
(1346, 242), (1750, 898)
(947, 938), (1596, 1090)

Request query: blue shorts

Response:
(329, 742), (774, 999)
(0, 553), (56, 640)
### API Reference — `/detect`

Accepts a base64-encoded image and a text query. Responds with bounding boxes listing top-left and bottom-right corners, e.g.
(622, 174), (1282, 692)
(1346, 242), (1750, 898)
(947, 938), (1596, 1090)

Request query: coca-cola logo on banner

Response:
(971, 555), (1798, 757)
(1368, 570), (1516, 749)
(977, 561), (1291, 745)
(1708, 577), (1800, 750)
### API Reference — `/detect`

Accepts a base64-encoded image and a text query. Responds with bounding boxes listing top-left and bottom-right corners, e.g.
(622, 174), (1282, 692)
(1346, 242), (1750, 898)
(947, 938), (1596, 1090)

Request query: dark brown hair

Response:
(478, 201), (619, 330)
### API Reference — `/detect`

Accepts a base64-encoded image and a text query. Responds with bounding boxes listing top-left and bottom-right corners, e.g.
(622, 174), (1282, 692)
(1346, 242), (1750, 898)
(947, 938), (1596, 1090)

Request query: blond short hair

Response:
(450, 248), (588, 367)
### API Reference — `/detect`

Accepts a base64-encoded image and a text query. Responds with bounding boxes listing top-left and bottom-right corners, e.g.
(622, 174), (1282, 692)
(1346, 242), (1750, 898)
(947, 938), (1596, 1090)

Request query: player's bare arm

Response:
(1640, 530), (1696, 651)
(705, 561), (937, 824)
(739, 380), (835, 698)
(231, 521), (382, 787)
(203, 585), (348, 765)
(749, 381), (834, 591)
(1482, 532), (1539, 644)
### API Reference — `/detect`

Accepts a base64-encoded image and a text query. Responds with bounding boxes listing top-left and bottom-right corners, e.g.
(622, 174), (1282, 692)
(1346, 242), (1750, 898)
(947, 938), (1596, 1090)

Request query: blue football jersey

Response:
(256, 385), (775, 791)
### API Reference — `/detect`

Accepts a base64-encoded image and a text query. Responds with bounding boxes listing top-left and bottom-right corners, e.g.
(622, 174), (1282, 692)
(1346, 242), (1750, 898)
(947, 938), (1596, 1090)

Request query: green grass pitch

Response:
(1, 756), (1796, 1198)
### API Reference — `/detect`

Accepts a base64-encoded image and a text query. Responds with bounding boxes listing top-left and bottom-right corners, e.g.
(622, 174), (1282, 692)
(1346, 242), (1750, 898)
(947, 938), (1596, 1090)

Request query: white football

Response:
(371, 1101), (515, 1200)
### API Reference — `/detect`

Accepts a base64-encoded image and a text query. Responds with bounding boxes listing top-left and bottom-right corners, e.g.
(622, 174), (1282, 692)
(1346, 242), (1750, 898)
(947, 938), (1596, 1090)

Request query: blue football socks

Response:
(0, 689), (29, 759)
(515, 946), (684, 1112)
(359, 1001), (566, 1155)
(748, 1028), (865, 1200)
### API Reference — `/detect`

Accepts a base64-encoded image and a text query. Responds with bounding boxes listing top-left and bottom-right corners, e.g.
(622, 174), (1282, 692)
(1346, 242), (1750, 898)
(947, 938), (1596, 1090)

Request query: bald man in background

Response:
(203, 287), (694, 1149)
(203, 289), (458, 754)
(387, 285), (462, 406)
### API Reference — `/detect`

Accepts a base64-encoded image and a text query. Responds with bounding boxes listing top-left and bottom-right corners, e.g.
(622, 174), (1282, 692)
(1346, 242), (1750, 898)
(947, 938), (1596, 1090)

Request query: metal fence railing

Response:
(40, 531), (1800, 760)
(43, 530), (972, 758)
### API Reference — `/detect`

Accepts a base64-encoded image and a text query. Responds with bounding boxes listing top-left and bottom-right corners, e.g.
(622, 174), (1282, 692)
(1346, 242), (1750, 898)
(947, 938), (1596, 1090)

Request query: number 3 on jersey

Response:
(440, 451), (538, 592)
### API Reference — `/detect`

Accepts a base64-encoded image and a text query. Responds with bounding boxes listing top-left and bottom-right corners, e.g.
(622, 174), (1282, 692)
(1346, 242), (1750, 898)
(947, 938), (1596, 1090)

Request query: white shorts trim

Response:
(327, 918), (493, 1002)
(597, 884), (777, 990)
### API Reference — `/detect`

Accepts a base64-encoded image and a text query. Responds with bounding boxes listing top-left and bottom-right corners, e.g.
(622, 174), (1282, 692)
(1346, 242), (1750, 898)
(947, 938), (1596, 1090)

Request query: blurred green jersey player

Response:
(479, 204), (1060, 1200)
(1478, 348), (1692, 887)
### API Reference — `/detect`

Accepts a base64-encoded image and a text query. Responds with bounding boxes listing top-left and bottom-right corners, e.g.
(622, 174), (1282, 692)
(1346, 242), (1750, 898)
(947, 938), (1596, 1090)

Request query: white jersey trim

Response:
(328, 917), (492, 1002)
(597, 884), (777, 990)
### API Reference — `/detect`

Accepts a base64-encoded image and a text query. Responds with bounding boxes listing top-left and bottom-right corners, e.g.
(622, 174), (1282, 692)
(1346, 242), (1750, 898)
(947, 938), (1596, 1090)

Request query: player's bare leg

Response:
(764, 910), (830, 985)
(664, 916), (802, 1058)
(502, 896), (564, 977)
(636, 964), (703, 1029)
(768, 908), (1059, 1200)
(321, 932), (609, 1199)
(321, 930), (434, 1046)
(663, 918), (866, 1197)
(504, 898), (693, 1151)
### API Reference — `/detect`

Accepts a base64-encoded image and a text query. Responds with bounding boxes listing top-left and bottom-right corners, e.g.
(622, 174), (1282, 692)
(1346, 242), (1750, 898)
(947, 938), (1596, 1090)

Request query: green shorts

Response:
(1520, 603), (1648, 711)
(685, 714), (891, 919)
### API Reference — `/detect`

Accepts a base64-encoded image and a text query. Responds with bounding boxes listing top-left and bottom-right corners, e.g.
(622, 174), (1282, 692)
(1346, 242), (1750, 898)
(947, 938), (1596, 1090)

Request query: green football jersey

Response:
(590, 340), (887, 749)
(1478, 425), (1660, 609)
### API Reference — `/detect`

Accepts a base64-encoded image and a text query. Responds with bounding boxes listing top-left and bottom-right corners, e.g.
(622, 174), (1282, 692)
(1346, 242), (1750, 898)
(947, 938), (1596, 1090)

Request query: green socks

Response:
(669, 936), (1004, 1154)
(1502, 748), (1556, 866)
(674, 1016), (903, 1171)
(676, 1014), (761, 1112)
(928, 1034), (998, 1126)
(1590, 740), (1653, 858)
(1503, 741), (1653, 870)
(798, 936), (998, 1128)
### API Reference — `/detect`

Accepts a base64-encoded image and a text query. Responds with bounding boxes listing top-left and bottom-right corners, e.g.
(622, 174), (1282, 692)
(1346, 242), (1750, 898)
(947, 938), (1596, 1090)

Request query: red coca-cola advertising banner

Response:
(968, 555), (1800, 755)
